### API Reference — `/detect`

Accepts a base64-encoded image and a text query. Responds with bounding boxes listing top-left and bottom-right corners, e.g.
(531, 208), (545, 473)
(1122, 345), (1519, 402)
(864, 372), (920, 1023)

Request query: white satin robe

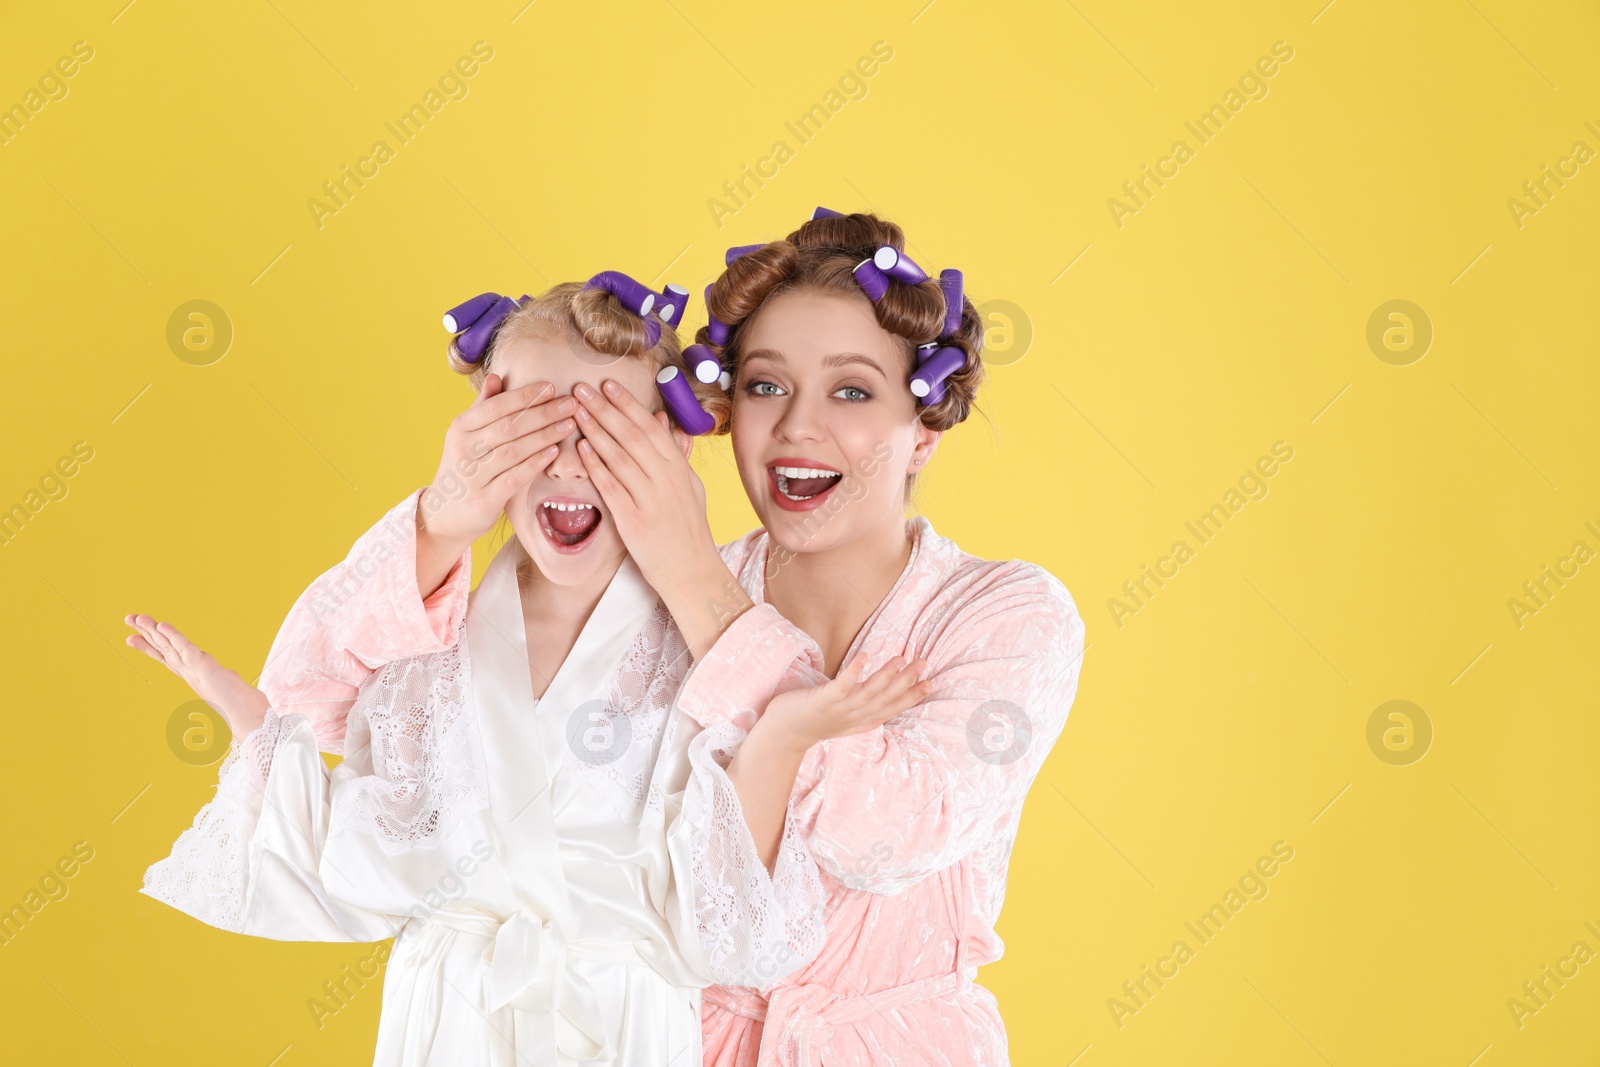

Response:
(140, 489), (825, 1066)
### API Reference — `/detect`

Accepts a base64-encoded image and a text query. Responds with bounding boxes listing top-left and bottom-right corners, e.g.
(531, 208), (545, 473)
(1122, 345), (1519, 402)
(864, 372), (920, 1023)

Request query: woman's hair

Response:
(445, 280), (732, 433)
(696, 212), (986, 435)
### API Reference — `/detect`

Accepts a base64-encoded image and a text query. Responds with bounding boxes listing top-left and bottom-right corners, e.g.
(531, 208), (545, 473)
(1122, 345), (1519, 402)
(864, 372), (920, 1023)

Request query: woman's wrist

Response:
(745, 709), (814, 762)
(415, 491), (472, 601)
(659, 549), (754, 662)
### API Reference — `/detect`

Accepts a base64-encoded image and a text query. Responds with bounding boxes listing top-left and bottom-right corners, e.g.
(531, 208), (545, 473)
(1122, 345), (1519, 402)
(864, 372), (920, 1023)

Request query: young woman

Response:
(129, 276), (920, 1066)
(561, 209), (1089, 1065)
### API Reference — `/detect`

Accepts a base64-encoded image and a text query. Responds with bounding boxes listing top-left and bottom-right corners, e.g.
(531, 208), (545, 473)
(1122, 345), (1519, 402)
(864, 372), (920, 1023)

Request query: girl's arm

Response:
(128, 618), (411, 941)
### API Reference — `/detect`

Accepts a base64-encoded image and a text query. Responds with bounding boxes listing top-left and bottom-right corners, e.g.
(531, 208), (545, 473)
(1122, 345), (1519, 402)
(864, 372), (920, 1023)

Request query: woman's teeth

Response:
(773, 466), (842, 501)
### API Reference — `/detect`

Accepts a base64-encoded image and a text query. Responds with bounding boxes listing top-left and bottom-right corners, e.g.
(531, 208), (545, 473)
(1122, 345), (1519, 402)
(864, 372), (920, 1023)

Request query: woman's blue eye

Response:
(748, 380), (781, 396)
(836, 386), (870, 402)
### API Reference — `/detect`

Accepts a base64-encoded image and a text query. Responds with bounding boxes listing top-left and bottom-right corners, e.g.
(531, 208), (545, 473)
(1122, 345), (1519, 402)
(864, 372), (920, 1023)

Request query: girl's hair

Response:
(696, 211), (986, 436)
(445, 281), (732, 433)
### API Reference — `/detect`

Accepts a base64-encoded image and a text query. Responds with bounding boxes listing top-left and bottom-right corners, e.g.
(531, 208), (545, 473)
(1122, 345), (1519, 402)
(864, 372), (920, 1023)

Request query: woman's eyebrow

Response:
(744, 349), (885, 373)
(821, 352), (885, 372)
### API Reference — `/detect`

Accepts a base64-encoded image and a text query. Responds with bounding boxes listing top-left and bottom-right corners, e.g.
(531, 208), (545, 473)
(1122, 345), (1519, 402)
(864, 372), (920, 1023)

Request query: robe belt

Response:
(704, 972), (968, 1066)
(424, 908), (651, 1065)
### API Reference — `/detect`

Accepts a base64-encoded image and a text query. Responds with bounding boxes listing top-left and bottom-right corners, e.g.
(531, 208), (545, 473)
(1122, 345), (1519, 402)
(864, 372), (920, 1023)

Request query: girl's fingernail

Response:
(603, 380), (621, 396)
(576, 406), (591, 420)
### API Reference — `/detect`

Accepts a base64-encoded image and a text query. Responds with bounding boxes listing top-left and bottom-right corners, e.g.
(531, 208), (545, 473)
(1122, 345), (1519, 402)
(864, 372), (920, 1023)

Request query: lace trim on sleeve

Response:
(686, 718), (827, 988)
(140, 709), (296, 933)
(340, 641), (491, 855)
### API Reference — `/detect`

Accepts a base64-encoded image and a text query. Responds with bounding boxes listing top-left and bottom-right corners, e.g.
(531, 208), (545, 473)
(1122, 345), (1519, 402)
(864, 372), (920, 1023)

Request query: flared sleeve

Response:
(140, 707), (401, 941)
(256, 487), (472, 754)
(141, 489), (476, 940)
(651, 615), (827, 989)
(674, 565), (1087, 898)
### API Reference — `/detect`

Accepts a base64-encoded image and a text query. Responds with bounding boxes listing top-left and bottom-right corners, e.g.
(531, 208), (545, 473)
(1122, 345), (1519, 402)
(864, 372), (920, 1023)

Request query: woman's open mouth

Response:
(768, 462), (843, 512)
(537, 498), (603, 552)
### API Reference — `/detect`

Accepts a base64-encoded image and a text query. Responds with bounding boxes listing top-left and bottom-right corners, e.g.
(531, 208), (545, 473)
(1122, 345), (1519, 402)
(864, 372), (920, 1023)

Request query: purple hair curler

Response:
(683, 343), (723, 384)
(656, 283), (689, 328)
(938, 269), (964, 339)
(872, 245), (929, 286)
(443, 292), (500, 333)
(909, 344), (964, 404)
(812, 206), (844, 219)
(518, 294), (532, 306)
(656, 366), (716, 436)
(640, 317), (662, 349)
(725, 243), (764, 266)
(584, 271), (656, 317)
(853, 258), (890, 303)
(705, 284), (731, 346)
(455, 295), (518, 363)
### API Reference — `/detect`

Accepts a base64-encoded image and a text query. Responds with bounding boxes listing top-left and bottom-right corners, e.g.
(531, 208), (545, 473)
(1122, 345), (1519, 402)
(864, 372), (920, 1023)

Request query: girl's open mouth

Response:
(537, 498), (603, 552)
(768, 463), (843, 513)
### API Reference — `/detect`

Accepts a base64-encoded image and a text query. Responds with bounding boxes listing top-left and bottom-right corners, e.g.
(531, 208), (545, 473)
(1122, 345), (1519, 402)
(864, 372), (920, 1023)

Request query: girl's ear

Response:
(656, 410), (693, 458)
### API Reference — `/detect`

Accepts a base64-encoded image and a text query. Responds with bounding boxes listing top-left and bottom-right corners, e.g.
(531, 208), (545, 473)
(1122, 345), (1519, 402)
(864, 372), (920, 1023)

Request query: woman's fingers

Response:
(835, 652), (870, 687)
(577, 381), (679, 465)
(837, 657), (930, 731)
(573, 405), (648, 490)
(481, 440), (561, 503)
(459, 379), (553, 433)
(576, 438), (638, 519)
(480, 390), (562, 447)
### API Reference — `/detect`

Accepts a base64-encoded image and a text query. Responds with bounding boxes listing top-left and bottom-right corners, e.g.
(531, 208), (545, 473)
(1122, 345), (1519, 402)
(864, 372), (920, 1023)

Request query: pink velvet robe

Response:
(679, 516), (1087, 1066)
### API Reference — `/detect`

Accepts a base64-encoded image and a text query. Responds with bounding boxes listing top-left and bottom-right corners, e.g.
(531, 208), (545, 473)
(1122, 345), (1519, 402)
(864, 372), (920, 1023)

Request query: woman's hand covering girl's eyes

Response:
(570, 379), (716, 589)
(420, 372), (578, 546)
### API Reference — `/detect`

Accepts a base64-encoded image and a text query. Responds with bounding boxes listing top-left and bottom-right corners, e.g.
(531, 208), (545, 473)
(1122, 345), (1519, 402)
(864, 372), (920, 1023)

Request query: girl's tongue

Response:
(543, 504), (600, 546)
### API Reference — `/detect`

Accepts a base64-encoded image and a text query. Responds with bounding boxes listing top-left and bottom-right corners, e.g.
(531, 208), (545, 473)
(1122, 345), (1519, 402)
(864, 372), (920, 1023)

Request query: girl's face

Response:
(731, 288), (940, 557)
(491, 331), (661, 588)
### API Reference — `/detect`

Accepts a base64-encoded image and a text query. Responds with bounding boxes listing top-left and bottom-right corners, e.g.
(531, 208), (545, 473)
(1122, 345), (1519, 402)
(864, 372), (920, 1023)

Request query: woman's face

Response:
(490, 330), (662, 588)
(730, 288), (940, 557)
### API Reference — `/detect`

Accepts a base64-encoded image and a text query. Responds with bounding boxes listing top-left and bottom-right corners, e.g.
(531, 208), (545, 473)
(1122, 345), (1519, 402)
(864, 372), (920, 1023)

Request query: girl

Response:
(556, 210), (1089, 1065)
(130, 276), (923, 1065)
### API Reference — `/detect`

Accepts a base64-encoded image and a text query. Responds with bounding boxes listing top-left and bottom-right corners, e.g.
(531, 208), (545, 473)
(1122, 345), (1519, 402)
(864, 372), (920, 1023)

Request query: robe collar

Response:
(465, 534), (658, 914)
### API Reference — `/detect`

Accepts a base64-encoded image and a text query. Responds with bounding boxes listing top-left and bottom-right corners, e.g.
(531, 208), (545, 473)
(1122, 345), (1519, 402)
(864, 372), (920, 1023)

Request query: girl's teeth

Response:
(541, 501), (596, 511)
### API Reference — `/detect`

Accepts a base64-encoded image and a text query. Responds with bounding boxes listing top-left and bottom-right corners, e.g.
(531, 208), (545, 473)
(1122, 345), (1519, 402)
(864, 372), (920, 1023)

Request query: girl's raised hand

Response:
(419, 372), (580, 547)
(124, 614), (271, 738)
(758, 654), (934, 755)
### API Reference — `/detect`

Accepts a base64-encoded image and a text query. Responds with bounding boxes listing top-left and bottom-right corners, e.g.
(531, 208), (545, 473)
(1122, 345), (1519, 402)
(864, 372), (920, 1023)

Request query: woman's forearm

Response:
(656, 550), (755, 663)
(726, 716), (808, 870)
(414, 492), (473, 601)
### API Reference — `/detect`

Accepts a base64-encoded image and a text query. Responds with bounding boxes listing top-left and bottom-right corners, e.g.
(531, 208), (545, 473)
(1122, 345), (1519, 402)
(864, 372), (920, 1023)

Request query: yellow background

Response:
(2, 0), (1597, 1063)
